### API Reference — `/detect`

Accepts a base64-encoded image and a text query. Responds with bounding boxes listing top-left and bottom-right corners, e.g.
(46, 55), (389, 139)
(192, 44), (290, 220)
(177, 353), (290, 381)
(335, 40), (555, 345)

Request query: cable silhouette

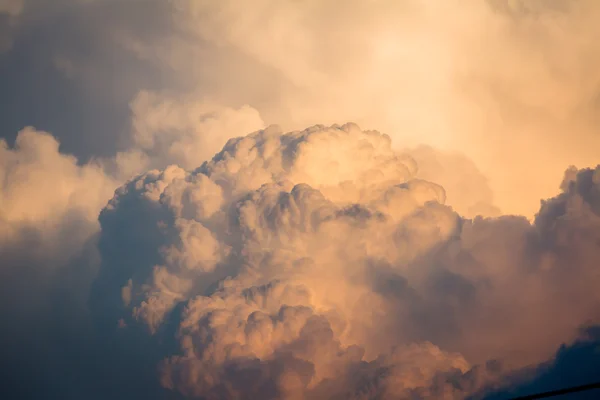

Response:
(507, 381), (600, 399)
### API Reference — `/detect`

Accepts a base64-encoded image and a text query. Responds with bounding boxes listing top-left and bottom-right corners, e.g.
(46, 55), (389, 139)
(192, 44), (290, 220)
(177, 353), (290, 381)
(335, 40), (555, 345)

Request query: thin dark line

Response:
(508, 381), (600, 400)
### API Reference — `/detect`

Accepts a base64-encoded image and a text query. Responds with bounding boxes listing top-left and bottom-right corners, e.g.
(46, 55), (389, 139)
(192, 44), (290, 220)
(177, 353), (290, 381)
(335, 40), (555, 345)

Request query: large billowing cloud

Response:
(89, 123), (600, 399)
(0, 122), (598, 399)
(2, 1), (600, 399)
(0, 127), (187, 399)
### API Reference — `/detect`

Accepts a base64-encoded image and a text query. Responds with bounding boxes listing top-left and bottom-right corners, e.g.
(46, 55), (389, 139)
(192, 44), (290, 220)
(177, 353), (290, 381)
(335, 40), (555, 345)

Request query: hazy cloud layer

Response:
(3, 0), (600, 215)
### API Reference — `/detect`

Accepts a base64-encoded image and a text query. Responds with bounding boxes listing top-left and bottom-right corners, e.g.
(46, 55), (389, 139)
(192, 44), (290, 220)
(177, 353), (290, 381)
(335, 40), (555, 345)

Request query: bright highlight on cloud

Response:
(1, 1), (600, 399)
(0, 127), (115, 254)
(156, 0), (600, 217)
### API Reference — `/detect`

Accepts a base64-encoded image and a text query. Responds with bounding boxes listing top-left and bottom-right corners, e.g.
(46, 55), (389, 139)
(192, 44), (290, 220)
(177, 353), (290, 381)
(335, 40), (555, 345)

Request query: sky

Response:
(1, 1), (599, 399)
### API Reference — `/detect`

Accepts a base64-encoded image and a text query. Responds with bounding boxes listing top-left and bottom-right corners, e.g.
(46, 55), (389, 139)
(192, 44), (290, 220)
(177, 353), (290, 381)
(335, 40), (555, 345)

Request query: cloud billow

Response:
(90, 123), (600, 399)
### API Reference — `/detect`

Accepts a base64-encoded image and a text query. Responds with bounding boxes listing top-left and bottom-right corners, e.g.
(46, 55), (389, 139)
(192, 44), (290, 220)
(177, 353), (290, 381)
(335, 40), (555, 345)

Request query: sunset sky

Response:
(1, 1), (599, 399)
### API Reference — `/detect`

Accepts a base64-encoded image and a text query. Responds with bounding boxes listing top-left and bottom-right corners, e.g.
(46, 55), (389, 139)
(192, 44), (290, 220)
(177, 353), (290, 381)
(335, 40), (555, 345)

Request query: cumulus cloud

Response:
(0, 127), (115, 252)
(88, 124), (600, 399)
(0, 128), (122, 398)
(2, 1), (600, 399)
(0, 123), (598, 399)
